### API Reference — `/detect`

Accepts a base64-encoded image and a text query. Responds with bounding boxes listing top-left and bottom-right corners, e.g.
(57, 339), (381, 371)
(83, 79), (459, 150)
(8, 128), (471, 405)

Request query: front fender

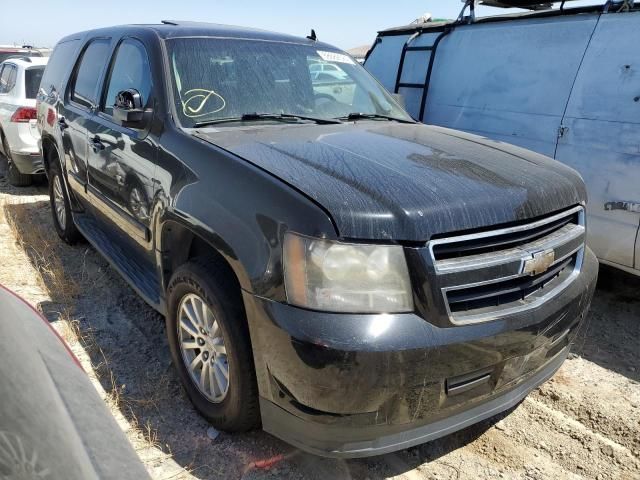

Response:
(153, 128), (338, 301)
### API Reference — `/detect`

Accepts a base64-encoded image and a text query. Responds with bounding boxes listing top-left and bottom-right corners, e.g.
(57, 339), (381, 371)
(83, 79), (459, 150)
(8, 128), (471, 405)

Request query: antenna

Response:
(307, 29), (317, 41)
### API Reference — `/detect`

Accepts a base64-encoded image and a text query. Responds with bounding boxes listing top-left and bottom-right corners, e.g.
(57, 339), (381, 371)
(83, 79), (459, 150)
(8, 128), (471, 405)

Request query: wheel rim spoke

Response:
(216, 359), (229, 380)
(183, 300), (201, 328)
(210, 320), (219, 338)
(189, 352), (202, 372)
(181, 339), (199, 350)
(199, 360), (209, 391)
(179, 317), (198, 338)
(202, 301), (212, 330)
(213, 361), (226, 393)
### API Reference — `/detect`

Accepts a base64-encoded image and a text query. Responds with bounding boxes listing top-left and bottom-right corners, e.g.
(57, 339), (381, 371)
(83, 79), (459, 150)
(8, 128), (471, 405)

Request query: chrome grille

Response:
(427, 206), (586, 325)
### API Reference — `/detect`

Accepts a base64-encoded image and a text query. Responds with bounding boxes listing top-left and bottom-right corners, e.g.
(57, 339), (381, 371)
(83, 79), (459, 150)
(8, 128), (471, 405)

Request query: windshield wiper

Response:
(338, 113), (416, 124)
(193, 112), (342, 128)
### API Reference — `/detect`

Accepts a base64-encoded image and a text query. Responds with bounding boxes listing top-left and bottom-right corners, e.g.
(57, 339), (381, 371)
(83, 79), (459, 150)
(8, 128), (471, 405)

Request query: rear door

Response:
(556, 12), (640, 271)
(61, 38), (112, 203)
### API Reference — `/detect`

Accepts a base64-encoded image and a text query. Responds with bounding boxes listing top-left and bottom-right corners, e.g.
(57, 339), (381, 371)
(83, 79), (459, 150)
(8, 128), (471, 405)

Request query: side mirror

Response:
(113, 89), (149, 129)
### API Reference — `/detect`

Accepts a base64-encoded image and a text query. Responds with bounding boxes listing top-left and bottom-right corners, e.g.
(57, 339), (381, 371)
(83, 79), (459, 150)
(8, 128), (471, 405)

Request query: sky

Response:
(0, 0), (598, 50)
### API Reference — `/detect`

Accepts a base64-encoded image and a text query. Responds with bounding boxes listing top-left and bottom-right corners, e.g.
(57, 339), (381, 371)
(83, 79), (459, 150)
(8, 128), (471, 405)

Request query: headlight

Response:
(283, 232), (413, 313)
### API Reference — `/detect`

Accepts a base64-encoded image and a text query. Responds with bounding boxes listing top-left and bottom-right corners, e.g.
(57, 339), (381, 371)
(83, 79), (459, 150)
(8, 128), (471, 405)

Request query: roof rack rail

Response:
(161, 20), (179, 25)
(479, 1), (553, 9)
(457, 0), (630, 23)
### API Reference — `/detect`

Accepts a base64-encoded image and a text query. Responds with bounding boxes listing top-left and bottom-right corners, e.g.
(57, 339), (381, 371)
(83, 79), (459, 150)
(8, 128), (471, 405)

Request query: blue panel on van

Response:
(366, 35), (410, 91)
(422, 15), (599, 155)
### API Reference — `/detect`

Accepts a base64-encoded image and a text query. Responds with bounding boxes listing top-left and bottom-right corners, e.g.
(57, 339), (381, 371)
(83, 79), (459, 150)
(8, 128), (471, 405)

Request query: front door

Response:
(86, 37), (156, 261)
(556, 12), (640, 271)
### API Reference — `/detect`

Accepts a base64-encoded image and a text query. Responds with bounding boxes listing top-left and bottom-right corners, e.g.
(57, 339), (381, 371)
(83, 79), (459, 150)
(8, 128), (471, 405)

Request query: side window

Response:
(0, 65), (17, 94)
(0, 65), (8, 93)
(102, 39), (152, 116)
(6, 66), (17, 93)
(71, 39), (111, 108)
(39, 39), (80, 98)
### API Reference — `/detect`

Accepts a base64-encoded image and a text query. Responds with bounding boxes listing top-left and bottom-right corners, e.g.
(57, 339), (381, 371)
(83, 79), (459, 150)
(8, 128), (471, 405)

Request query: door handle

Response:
(604, 201), (640, 213)
(58, 117), (68, 130)
(90, 136), (105, 153)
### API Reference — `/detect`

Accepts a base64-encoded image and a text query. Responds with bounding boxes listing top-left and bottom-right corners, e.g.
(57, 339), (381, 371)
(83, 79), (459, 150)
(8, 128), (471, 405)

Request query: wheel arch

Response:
(41, 133), (61, 175)
(159, 218), (250, 299)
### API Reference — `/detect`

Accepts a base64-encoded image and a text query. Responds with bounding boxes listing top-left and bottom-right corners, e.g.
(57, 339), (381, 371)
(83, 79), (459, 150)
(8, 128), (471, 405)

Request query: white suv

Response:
(0, 56), (48, 186)
(309, 62), (348, 80)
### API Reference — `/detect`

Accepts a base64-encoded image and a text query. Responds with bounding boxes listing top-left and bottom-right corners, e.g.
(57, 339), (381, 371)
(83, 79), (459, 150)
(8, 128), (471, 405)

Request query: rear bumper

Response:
(243, 247), (598, 458)
(11, 151), (44, 175)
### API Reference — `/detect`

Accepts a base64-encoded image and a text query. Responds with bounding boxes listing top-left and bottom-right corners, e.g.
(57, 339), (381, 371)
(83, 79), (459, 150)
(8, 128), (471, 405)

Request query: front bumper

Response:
(243, 247), (598, 458)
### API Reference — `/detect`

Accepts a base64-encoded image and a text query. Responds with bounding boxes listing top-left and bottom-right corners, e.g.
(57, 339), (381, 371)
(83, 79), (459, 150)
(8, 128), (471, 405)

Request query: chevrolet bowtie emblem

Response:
(522, 249), (555, 276)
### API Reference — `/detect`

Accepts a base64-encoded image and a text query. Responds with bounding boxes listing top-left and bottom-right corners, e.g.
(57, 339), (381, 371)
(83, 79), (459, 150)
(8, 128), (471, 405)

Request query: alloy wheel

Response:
(177, 293), (230, 403)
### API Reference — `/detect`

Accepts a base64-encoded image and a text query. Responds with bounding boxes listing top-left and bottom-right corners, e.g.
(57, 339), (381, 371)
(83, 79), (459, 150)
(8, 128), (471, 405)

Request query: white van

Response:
(365, 0), (640, 276)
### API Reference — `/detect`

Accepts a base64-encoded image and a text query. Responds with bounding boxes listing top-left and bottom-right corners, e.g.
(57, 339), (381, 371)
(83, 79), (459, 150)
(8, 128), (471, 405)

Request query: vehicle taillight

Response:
(11, 107), (37, 123)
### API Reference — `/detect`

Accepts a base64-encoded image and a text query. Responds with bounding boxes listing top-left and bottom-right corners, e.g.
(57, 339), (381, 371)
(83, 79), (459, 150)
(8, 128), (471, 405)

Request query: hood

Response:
(195, 122), (586, 241)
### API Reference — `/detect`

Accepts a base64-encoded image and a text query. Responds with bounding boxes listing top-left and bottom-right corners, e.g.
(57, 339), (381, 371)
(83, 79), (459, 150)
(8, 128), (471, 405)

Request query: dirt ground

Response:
(0, 159), (638, 480)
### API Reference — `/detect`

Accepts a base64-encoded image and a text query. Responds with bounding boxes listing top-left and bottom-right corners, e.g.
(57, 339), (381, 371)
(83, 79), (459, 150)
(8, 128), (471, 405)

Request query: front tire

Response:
(166, 257), (260, 432)
(49, 161), (80, 244)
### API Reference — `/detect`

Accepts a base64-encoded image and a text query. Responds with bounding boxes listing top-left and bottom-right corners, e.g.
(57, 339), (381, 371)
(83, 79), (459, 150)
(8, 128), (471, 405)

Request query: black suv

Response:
(37, 22), (598, 458)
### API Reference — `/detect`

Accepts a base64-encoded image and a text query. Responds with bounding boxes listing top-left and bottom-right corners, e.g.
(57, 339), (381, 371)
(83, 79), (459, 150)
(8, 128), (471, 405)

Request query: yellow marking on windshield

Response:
(182, 89), (226, 118)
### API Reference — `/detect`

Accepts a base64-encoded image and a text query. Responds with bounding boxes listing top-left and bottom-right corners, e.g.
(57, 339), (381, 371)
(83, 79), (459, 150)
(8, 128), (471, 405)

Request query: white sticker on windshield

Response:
(317, 51), (355, 65)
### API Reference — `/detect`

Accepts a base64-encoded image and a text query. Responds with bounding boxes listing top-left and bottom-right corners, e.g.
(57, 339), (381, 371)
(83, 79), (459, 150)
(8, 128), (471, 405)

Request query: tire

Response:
(49, 161), (81, 244)
(3, 135), (32, 187)
(166, 257), (260, 432)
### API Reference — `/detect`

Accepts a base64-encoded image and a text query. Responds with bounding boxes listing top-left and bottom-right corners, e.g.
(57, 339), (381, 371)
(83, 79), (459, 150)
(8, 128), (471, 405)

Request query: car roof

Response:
(0, 56), (48, 68)
(58, 21), (337, 50)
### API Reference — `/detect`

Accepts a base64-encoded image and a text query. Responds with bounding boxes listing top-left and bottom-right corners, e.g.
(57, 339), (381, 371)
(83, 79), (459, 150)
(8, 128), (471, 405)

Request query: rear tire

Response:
(49, 161), (81, 244)
(2, 135), (32, 187)
(166, 257), (260, 432)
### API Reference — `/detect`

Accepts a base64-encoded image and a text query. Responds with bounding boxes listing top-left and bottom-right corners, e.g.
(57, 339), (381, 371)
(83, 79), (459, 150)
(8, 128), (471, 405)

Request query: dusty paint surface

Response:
(197, 122), (585, 241)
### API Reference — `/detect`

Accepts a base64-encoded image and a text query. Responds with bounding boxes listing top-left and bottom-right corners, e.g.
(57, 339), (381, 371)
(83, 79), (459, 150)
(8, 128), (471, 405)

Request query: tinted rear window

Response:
(25, 67), (45, 99)
(39, 40), (80, 96)
(71, 39), (111, 108)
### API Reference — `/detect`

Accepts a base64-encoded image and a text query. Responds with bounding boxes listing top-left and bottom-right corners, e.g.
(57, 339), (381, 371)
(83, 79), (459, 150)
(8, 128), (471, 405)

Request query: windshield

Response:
(166, 38), (412, 127)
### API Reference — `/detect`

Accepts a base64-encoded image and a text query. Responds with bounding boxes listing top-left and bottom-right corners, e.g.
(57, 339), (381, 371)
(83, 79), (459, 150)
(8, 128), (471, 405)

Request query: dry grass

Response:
(56, 308), (82, 345)
(3, 200), (79, 304)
